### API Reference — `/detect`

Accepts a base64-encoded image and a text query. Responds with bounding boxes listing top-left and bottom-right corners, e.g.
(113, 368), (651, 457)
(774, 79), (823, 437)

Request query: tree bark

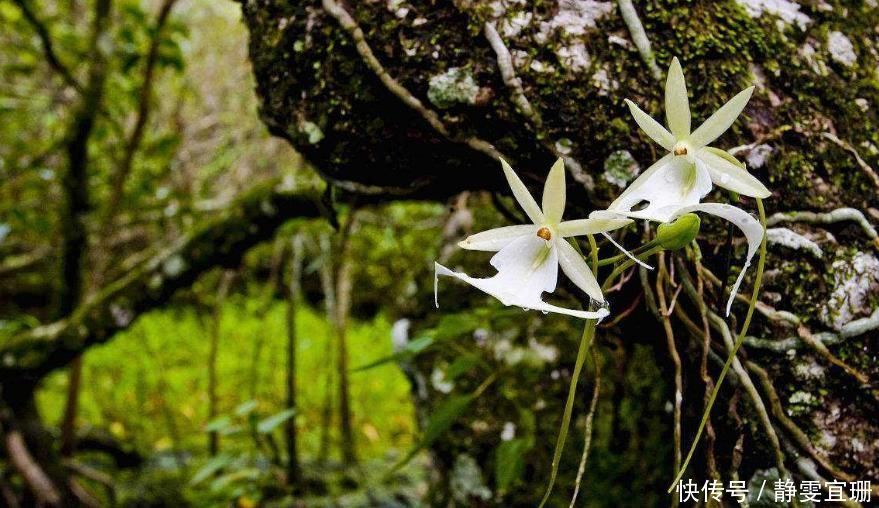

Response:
(239, 0), (879, 502)
(0, 181), (324, 384)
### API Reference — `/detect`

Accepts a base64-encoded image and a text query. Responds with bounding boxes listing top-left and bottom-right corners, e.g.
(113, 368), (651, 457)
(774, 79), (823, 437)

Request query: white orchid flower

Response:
(435, 159), (631, 320)
(613, 57), (770, 222)
(597, 58), (771, 315)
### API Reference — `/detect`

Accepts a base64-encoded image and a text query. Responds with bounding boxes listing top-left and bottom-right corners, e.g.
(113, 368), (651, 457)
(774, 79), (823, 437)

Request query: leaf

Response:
(190, 454), (233, 486)
(354, 312), (482, 372)
(432, 312), (482, 339)
(204, 415), (231, 433)
(209, 468), (262, 492)
(352, 335), (433, 372)
(444, 355), (479, 381)
(390, 394), (475, 472)
(234, 400), (258, 416)
(495, 438), (531, 492)
(256, 408), (297, 434)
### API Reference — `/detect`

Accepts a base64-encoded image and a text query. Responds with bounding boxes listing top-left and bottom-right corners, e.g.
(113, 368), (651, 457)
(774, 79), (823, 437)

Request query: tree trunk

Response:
(207, 271), (233, 456)
(334, 249), (356, 465)
(285, 235), (305, 488)
(240, 0), (879, 503)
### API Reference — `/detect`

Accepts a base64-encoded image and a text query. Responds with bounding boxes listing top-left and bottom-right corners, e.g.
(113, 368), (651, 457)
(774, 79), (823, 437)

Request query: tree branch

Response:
(0, 181), (324, 383)
(11, 0), (83, 93)
(99, 0), (180, 233)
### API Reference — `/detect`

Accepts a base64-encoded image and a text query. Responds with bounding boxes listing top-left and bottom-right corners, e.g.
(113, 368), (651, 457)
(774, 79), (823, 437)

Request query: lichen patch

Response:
(427, 68), (480, 109)
(821, 252), (879, 331)
(736, 0), (811, 30)
(827, 31), (857, 67)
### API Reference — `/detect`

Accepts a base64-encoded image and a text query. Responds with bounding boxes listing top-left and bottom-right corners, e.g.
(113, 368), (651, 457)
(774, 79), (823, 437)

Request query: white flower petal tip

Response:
(696, 148), (771, 199)
(555, 238), (603, 301)
(500, 159), (544, 223)
(557, 217), (632, 237)
(601, 232), (654, 270)
(624, 99), (676, 150)
(457, 225), (534, 252)
(670, 203), (764, 316)
(665, 57), (691, 138)
(542, 158), (567, 224)
(689, 85), (755, 148)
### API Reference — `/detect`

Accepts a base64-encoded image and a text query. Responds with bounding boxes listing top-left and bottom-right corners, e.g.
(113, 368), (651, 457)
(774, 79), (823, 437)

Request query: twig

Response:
(796, 325), (877, 400)
(656, 254), (682, 486)
(693, 260), (719, 479)
(99, 0), (180, 236)
(11, 0), (83, 92)
(483, 22), (595, 192)
(616, 0), (662, 81)
(598, 292), (642, 328)
(700, 264), (799, 326)
(322, 0), (503, 162)
(569, 346), (601, 507)
(745, 307), (879, 351)
(823, 132), (879, 190)
(766, 207), (878, 242)
(483, 22), (541, 127)
(3, 427), (61, 506)
(707, 312), (790, 480)
(747, 361), (857, 483)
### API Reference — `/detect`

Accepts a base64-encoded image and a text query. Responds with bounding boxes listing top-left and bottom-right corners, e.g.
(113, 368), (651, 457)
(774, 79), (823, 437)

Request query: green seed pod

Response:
(656, 213), (701, 250)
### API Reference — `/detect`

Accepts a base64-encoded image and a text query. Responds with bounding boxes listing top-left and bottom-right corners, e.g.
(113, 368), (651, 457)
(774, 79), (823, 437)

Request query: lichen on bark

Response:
(239, 0), (879, 502)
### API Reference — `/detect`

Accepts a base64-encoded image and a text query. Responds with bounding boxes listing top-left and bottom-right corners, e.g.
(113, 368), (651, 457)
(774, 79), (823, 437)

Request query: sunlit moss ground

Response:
(37, 295), (419, 504)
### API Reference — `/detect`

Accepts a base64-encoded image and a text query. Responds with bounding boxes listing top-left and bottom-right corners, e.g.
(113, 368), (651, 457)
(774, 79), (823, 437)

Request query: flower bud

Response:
(656, 213), (701, 250)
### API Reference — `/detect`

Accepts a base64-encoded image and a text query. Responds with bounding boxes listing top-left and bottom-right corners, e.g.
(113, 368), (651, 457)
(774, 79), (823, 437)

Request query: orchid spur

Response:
(599, 57), (771, 314)
(435, 159), (631, 319)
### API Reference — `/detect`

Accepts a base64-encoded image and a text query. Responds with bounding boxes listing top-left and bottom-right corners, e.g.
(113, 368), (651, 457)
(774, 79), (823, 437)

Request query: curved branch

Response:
(321, 0), (504, 162)
(0, 181), (324, 383)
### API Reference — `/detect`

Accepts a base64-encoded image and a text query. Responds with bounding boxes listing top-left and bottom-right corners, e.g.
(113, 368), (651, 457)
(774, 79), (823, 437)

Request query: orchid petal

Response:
(528, 300), (609, 320)
(671, 203), (763, 315)
(696, 148), (771, 198)
(542, 158), (567, 224)
(689, 86), (755, 148)
(607, 153), (675, 211)
(435, 236), (556, 306)
(665, 57), (691, 138)
(557, 217), (632, 237)
(501, 158), (544, 224)
(435, 262), (608, 320)
(625, 99), (676, 150)
(435, 238), (607, 320)
(554, 238), (603, 301)
(458, 225), (535, 252)
(609, 156), (710, 222)
(489, 235), (559, 294)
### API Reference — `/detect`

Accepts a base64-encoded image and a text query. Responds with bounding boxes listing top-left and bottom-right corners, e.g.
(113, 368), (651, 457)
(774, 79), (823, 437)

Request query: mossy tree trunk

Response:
(240, 0), (879, 504)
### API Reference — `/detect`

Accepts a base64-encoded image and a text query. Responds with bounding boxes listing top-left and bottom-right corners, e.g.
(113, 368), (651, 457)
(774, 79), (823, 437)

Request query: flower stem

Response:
(539, 240), (658, 507)
(667, 198), (767, 493)
(538, 319), (596, 508)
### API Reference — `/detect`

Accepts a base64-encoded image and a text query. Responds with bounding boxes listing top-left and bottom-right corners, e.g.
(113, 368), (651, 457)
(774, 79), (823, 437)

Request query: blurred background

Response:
(3, 1), (879, 507)
(1, 1), (446, 505)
